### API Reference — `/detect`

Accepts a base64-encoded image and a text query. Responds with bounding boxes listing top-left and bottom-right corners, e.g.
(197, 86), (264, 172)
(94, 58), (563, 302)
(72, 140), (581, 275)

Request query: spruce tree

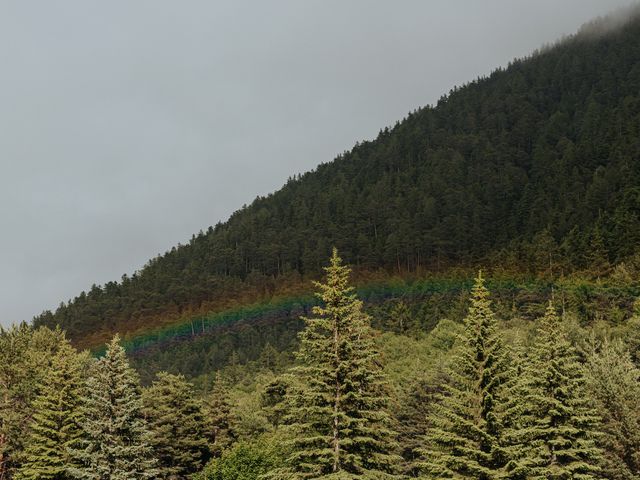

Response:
(390, 300), (418, 335)
(522, 303), (604, 479)
(69, 335), (157, 480)
(259, 343), (280, 371)
(142, 372), (208, 479)
(417, 273), (510, 479)
(277, 248), (400, 478)
(584, 339), (640, 479)
(497, 338), (534, 480)
(203, 372), (236, 458)
(15, 341), (86, 480)
(0, 325), (67, 479)
(586, 226), (611, 279)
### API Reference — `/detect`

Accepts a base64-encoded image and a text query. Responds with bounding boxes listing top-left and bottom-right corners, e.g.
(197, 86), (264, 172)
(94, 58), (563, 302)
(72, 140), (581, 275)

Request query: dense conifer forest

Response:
(2, 7), (640, 480)
(3, 251), (640, 478)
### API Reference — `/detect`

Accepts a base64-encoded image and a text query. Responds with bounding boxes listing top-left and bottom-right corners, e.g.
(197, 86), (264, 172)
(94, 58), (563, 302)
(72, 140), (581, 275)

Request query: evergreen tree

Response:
(521, 303), (604, 479)
(142, 372), (208, 479)
(586, 226), (611, 279)
(225, 351), (242, 385)
(584, 339), (640, 480)
(417, 273), (510, 479)
(261, 375), (297, 430)
(390, 300), (418, 335)
(195, 440), (282, 480)
(624, 309), (640, 367)
(258, 343), (280, 372)
(497, 338), (535, 480)
(396, 372), (447, 477)
(277, 248), (400, 478)
(15, 341), (86, 480)
(0, 325), (67, 479)
(529, 229), (559, 277)
(69, 335), (157, 479)
(203, 373), (236, 458)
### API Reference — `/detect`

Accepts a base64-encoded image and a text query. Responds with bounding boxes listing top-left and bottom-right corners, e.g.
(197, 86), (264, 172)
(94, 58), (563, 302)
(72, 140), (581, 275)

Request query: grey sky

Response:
(0, 0), (633, 326)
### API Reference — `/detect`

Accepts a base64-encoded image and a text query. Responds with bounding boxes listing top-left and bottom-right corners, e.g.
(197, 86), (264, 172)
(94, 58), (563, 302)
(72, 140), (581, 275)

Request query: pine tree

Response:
(203, 372), (236, 458)
(142, 372), (208, 479)
(15, 341), (86, 480)
(417, 273), (510, 479)
(69, 335), (157, 479)
(277, 248), (400, 478)
(522, 303), (604, 479)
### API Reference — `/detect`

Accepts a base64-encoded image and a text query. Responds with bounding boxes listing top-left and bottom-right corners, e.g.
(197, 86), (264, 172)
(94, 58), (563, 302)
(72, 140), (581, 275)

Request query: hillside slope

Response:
(35, 11), (640, 358)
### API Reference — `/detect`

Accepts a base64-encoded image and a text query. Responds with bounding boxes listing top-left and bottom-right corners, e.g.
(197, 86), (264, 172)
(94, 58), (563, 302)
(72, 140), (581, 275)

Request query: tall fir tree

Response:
(15, 340), (87, 480)
(142, 372), (209, 479)
(69, 335), (157, 480)
(203, 372), (236, 458)
(417, 273), (510, 479)
(276, 248), (400, 478)
(521, 303), (604, 479)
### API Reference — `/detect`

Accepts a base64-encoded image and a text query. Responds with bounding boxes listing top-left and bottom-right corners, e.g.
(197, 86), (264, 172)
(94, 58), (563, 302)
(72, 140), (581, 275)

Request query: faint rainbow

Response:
(107, 276), (472, 356)
(93, 275), (634, 356)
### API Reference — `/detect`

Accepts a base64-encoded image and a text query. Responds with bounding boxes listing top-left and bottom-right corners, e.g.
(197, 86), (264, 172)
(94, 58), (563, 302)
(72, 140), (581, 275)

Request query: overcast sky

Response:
(0, 0), (634, 326)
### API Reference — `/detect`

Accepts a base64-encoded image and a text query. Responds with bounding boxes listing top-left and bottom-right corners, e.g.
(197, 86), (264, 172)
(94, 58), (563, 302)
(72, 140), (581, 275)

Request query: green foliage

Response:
(387, 300), (419, 336)
(515, 303), (604, 479)
(203, 373), (237, 458)
(142, 372), (208, 478)
(418, 273), (510, 479)
(15, 340), (87, 480)
(194, 440), (281, 480)
(0, 325), (68, 478)
(3, 274), (640, 480)
(584, 339), (640, 479)
(277, 249), (400, 478)
(374, 319), (463, 475)
(623, 313), (640, 367)
(586, 226), (612, 279)
(69, 335), (157, 479)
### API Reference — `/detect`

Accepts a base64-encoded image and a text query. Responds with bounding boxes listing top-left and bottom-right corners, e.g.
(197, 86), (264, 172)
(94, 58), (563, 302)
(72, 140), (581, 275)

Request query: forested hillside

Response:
(34, 9), (640, 356)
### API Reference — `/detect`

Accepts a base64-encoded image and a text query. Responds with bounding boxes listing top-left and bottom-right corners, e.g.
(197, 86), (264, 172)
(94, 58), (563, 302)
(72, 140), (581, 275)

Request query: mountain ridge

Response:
(35, 8), (640, 367)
